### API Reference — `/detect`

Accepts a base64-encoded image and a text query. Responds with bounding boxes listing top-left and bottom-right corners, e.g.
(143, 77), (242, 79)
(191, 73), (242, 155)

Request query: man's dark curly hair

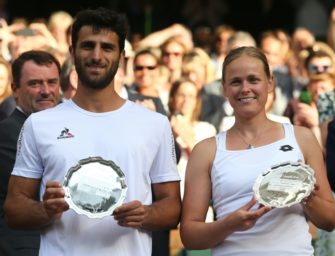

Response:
(71, 7), (128, 53)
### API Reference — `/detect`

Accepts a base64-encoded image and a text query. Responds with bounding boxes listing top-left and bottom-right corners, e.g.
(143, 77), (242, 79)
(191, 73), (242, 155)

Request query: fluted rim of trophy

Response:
(63, 156), (127, 218)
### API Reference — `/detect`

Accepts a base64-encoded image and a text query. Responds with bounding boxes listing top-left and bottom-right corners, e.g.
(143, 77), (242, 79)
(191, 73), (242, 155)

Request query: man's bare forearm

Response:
(4, 194), (52, 229)
(142, 181), (181, 231)
(142, 195), (181, 230)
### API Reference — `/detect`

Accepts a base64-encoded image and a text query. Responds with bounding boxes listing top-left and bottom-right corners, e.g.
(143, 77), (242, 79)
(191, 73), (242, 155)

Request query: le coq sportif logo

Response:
(57, 127), (75, 140)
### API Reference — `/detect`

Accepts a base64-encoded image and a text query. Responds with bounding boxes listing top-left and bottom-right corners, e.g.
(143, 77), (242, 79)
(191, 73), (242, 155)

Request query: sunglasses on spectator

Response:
(162, 52), (183, 57)
(134, 65), (157, 71)
(308, 64), (332, 73)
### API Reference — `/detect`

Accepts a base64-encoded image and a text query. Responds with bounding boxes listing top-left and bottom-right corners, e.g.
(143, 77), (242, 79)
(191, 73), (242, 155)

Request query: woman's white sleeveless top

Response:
(211, 123), (313, 256)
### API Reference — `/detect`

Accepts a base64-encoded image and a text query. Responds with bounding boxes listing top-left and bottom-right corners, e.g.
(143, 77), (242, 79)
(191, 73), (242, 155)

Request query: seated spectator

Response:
(226, 30), (256, 52)
(59, 57), (78, 100)
(259, 30), (295, 115)
(115, 55), (166, 116)
(9, 22), (58, 61)
(168, 77), (216, 196)
(182, 47), (225, 131)
(129, 48), (166, 114)
(288, 27), (316, 87)
(302, 42), (335, 146)
(182, 47), (216, 91)
(47, 11), (73, 56)
(210, 24), (235, 79)
(0, 17), (62, 63)
(160, 36), (189, 88)
(304, 42), (335, 78)
(285, 73), (335, 148)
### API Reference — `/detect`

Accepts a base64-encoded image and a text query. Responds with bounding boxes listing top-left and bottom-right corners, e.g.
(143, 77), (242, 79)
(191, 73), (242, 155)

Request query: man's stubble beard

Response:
(75, 56), (120, 90)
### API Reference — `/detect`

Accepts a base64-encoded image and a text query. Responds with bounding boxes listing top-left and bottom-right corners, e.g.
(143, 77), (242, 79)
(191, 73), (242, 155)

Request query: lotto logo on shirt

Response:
(279, 144), (293, 152)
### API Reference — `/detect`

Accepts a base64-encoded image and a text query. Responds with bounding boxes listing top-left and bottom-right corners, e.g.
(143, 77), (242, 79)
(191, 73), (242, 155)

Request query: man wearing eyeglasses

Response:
(160, 37), (186, 86)
(129, 48), (167, 115)
(305, 51), (335, 76)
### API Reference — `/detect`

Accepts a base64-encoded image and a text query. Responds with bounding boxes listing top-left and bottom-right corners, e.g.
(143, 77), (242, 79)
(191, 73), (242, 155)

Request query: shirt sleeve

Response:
(12, 116), (43, 179)
(149, 117), (180, 184)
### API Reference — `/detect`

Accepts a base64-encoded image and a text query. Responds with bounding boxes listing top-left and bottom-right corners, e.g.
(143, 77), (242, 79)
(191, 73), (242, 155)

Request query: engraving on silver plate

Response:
(253, 162), (315, 208)
(63, 156), (127, 218)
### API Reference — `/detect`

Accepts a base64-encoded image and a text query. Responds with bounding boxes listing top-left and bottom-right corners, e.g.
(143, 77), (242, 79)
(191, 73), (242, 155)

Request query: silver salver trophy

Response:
(63, 156), (127, 218)
(253, 162), (316, 208)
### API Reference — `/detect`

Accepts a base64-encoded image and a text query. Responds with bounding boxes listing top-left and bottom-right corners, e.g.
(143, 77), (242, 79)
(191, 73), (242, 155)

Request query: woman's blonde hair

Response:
(182, 47), (216, 85)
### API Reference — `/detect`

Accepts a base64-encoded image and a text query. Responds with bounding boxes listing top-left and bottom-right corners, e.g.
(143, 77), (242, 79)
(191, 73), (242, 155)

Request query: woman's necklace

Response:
(234, 124), (268, 149)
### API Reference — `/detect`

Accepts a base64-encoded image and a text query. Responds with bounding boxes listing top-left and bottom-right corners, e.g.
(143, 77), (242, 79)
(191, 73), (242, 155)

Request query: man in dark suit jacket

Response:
(0, 50), (61, 256)
(0, 109), (36, 255)
(0, 96), (16, 121)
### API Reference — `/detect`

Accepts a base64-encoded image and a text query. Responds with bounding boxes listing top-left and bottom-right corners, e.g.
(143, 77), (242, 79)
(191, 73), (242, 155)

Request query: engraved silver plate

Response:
(63, 157), (127, 218)
(253, 162), (316, 208)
